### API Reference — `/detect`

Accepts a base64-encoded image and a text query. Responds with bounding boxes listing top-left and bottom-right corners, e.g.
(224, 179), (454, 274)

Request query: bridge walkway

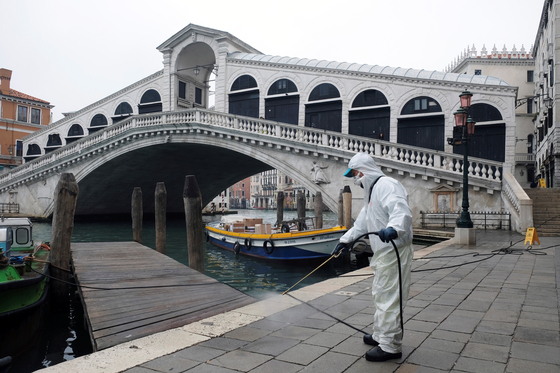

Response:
(71, 241), (255, 351)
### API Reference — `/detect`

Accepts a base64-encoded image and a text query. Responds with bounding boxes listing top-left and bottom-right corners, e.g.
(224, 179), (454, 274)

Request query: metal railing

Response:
(420, 210), (511, 230)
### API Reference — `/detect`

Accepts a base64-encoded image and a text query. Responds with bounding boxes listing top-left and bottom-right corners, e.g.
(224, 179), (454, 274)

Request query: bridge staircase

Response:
(524, 188), (560, 236)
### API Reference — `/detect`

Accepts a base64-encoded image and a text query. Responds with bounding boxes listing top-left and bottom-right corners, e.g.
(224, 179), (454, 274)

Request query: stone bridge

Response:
(0, 109), (525, 230)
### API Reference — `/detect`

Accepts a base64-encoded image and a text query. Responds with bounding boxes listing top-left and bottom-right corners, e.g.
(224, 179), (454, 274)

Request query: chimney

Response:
(0, 68), (12, 95)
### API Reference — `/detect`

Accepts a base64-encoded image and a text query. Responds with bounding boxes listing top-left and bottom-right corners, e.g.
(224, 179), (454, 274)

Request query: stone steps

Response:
(524, 188), (560, 236)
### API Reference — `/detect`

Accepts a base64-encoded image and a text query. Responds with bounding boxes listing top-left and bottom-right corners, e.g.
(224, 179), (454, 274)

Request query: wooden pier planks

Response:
(71, 241), (255, 351)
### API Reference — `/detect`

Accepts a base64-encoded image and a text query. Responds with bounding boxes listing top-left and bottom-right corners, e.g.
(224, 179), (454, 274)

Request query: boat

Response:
(205, 216), (347, 260)
(0, 217), (50, 360)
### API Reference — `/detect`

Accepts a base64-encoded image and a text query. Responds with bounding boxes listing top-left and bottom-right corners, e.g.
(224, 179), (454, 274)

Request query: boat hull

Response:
(206, 225), (347, 260)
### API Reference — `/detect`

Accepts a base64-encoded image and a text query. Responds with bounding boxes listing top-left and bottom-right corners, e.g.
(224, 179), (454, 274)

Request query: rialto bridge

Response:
(4, 24), (534, 232)
(0, 109), (531, 232)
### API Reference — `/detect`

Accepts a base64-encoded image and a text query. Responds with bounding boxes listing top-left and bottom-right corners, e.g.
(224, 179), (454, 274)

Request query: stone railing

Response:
(501, 171), (533, 232)
(2, 109), (504, 189)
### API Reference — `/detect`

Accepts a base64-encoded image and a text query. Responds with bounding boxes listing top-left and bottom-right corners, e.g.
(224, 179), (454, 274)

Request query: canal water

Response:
(12, 210), (358, 372)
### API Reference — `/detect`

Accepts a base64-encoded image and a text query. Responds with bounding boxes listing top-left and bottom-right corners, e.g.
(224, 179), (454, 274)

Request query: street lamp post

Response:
(453, 90), (476, 229)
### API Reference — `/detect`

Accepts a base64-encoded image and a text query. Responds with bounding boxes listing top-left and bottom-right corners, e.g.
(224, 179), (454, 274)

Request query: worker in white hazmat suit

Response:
(339, 152), (413, 362)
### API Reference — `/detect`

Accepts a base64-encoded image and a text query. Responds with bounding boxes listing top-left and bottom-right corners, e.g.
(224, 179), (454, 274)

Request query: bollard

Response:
(314, 192), (323, 229)
(131, 187), (143, 243)
(343, 185), (353, 229)
(297, 191), (306, 231)
(276, 191), (284, 227)
(50, 173), (79, 302)
(183, 175), (204, 272)
(155, 182), (167, 254)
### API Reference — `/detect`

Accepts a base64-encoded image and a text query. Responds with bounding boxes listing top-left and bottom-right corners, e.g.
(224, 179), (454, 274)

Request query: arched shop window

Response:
(66, 124), (84, 144)
(229, 75), (259, 118)
(45, 134), (63, 154)
(349, 89), (389, 139)
(89, 113), (108, 134)
(138, 89), (162, 114)
(24, 143), (41, 162)
(398, 96), (444, 151)
(305, 83), (342, 132)
(265, 79), (299, 125)
(454, 103), (505, 162)
(113, 102), (133, 123)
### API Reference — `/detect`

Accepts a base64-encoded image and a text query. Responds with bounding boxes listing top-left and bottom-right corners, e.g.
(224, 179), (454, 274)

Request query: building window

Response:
(18, 106), (28, 122)
(179, 81), (186, 99)
(527, 100), (533, 114)
(474, 69), (482, 75)
(16, 140), (23, 157)
(195, 87), (202, 104)
(31, 108), (41, 124)
(527, 70), (534, 82)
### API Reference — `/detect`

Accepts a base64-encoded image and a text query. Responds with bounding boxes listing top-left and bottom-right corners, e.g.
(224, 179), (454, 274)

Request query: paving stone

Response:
(298, 351), (359, 373)
(522, 305), (559, 315)
(343, 312), (374, 327)
(514, 326), (560, 346)
(249, 319), (290, 331)
(429, 329), (471, 344)
(185, 363), (239, 373)
(461, 341), (509, 363)
(506, 358), (560, 373)
(510, 341), (560, 365)
(402, 330), (430, 348)
(323, 321), (364, 335)
(404, 319), (439, 333)
(173, 345), (227, 363)
(122, 367), (159, 373)
(308, 294), (349, 309)
(438, 315), (479, 334)
(406, 347), (459, 371)
(268, 304), (320, 323)
(248, 359), (303, 373)
(518, 317), (560, 330)
(453, 356), (505, 373)
(223, 326), (272, 341)
(420, 337), (465, 354)
(520, 311), (558, 322)
(199, 337), (249, 351)
(141, 355), (200, 372)
(482, 308), (520, 322)
(470, 331), (512, 347)
(276, 343), (328, 365)
(242, 335), (300, 356)
(476, 320), (516, 335)
(208, 350), (272, 371)
(291, 317), (337, 330)
(413, 304), (455, 323)
(344, 358), (400, 373)
(270, 325), (321, 340)
(457, 299), (492, 312)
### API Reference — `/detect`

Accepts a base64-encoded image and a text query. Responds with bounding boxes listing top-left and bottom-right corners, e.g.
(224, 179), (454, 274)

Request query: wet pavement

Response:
(39, 229), (560, 373)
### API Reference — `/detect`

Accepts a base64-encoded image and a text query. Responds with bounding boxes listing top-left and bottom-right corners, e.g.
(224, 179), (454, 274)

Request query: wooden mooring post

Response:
(155, 182), (167, 254)
(338, 189), (344, 226)
(131, 187), (142, 243)
(343, 185), (352, 229)
(276, 191), (284, 227)
(51, 173), (79, 301)
(183, 175), (204, 272)
(297, 191), (306, 231)
(314, 191), (323, 229)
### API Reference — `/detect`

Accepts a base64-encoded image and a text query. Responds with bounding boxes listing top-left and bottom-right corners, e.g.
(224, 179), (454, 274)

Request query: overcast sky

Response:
(2, 0), (544, 122)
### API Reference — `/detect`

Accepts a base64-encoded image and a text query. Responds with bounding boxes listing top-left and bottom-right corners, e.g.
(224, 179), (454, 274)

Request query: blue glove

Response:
(332, 242), (350, 256)
(378, 227), (398, 243)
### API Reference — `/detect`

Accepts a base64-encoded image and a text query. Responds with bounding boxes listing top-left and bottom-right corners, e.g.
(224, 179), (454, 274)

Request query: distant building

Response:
(229, 176), (250, 209)
(0, 68), (53, 171)
(533, 0), (559, 187)
(446, 44), (536, 187)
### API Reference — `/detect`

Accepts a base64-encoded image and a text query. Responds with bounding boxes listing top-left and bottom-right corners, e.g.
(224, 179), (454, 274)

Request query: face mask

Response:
(353, 175), (364, 188)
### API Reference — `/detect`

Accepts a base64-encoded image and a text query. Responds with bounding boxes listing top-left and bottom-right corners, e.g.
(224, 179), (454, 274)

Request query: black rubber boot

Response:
(365, 346), (402, 362)
(363, 334), (379, 346)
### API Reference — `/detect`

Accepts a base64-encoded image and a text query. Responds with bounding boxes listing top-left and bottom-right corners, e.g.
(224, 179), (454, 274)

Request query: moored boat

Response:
(205, 216), (347, 260)
(0, 218), (50, 360)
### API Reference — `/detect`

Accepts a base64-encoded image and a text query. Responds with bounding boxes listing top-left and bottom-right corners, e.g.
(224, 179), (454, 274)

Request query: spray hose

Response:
(283, 231), (405, 338)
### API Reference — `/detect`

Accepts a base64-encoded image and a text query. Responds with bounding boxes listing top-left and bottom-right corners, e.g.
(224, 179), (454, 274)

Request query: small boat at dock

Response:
(0, 218), (50, 360)
(205, 216), (347, 260)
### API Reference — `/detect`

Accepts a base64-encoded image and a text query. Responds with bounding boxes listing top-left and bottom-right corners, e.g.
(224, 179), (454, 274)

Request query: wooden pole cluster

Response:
(314, 192), (323, 229)
(183, 175), (204, 272)
(51, 173), (79, 302)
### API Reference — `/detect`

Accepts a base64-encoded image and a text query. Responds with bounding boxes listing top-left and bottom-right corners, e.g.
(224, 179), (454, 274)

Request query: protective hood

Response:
(347, 153), (385, 199)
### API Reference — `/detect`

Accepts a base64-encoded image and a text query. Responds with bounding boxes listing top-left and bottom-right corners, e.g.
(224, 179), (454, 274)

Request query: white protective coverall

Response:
(339, 153), (413, 354)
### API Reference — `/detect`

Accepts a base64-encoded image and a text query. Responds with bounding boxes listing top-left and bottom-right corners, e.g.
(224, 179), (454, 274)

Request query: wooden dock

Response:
(71, 242), (255, 351)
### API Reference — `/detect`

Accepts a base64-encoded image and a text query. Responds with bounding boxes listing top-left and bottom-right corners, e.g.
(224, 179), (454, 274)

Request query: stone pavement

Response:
(40, 230), (560, 373)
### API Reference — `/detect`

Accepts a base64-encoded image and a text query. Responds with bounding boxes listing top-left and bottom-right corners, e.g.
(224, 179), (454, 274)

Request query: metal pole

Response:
(457, 125), (473, 228)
